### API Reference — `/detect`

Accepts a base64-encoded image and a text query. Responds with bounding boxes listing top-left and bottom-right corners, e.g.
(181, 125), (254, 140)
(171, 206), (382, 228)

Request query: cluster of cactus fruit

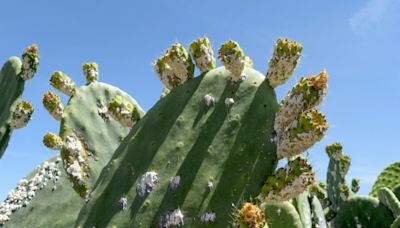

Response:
(0, 37), (399, 228)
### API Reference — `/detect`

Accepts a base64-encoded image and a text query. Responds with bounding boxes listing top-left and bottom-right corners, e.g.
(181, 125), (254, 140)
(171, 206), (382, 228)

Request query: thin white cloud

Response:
(349, 0), (397, 33)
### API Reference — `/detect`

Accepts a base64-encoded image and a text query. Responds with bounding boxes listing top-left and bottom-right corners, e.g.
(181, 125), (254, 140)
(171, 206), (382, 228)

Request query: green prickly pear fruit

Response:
(82, 62), (99, 83)
(42, 91), (64, 121)
(49, 71), (77, 96)
(108, 95), (141, 128)
(189, 37), (216, 73)
(43, 133), (63, 150)
(154, 42), (195, 89)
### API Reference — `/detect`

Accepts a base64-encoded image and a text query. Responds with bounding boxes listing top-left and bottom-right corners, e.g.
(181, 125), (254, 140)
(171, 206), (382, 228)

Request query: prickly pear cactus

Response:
(42, 63), (145, 197)
(0, 45), (39, 158)
(75, 37), (329, 227)
(0, 156), (82, 227)
(370, 161), (400, 197)
(262, 201), (303, 228)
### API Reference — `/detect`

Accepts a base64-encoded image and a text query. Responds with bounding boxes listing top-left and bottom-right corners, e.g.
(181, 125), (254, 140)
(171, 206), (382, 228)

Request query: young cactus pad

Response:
(44, 63), (145, 197)
(76, 37), (327, 227)
(0, 156), (82, 227)
(0, 45), (39, 158)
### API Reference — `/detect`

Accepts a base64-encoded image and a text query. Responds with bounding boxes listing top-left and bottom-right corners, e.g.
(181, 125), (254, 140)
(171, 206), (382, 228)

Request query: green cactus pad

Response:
(310, 195), (327, 228)
(60, 81), (145, 197)
(1, 156), (82, 227)
(76, 66), (278, 227)
(262, 201), (302, 228)
(378, 187), (400, 218)
(334, 196), (394, 228)
(370, 161), (400, 197)
(0, 47), (38, 158)
(325, 143), (351, 213)
(49, 71), (77, 96)
(292, 192), (312, 228)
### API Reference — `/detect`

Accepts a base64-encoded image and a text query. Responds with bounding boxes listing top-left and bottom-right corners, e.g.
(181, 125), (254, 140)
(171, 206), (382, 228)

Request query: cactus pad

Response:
(262, 201), (303, 228)
(0, 156), (82, 227)
(0, 45), (39, 158)
(370, 161), (400, 197)
(76, 65), (279, 227)
(334, 196), (394, 227)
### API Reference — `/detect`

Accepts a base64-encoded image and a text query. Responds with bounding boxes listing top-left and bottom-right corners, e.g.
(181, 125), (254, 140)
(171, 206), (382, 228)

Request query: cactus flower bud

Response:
(49, 71), (77, 96)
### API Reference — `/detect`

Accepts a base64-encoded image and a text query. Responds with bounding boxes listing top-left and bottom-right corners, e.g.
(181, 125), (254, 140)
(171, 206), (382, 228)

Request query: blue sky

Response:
(1, 0), (399, 200)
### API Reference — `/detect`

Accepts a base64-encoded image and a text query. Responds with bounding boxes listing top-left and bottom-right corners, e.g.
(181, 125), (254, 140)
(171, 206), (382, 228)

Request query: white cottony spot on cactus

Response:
(19, 44), (39, 80)
(169, 176), (181, 190)
(225, 98), (235, 107)
(9, 100), (34, 130)
(0, 159), (61, 226)
(66, 160), (85, 183)
(118, 196), (128, 210)
(137, 171), (159, 197)
(64, 135), (84, 156)
(201, 212), (216, 223)
(159, 208), (184, 227)
(204, 94), (215, 107)
(207, 181), (214, 190)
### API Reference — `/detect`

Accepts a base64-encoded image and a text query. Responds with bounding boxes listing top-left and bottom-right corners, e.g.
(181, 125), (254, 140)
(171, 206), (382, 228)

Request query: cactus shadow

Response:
(200, 80), (278, 225)
(149, 83), (240, 226)
(79, 77), (203, 228)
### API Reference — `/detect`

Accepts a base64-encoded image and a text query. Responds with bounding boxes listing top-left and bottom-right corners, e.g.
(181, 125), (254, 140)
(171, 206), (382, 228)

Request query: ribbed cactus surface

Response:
(75, 37), (328, 227)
